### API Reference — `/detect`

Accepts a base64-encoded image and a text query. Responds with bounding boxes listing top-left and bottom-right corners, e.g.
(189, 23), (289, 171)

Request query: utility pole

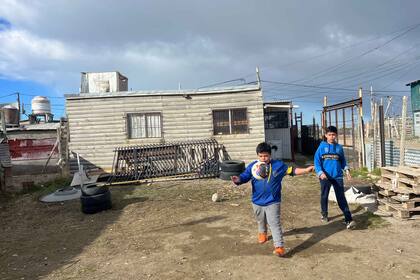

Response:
(16, 92), (21, 124)
(256, 67), (261, 90)
(399, 96), (408, 166)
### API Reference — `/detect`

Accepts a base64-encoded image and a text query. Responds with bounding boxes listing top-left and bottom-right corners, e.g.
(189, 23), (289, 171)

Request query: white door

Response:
(269, 140), (283, 160)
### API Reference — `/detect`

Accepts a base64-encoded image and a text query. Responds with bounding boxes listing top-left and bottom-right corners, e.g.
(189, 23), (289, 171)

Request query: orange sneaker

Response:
(258, 232), (268, 244)
(273, 246), (286, 257)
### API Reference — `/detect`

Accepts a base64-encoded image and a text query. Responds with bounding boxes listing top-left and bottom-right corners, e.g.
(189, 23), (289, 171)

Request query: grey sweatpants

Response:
(252, 202), (284, 247)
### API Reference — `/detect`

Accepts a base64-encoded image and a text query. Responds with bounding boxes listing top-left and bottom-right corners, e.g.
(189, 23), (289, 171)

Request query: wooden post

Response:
(358, 88), (366, 167)
(312, 114), (316, 140)
(399, 96), (408, 166)
(323, 96), (328, 135)
(290, 106), (295, 162)
(372, 102), (377, 167)
(335, 109), (338, 143)
(328, 111), (331, 127)
(351, 106), (356, 168)
(343, 108), (346, 146)
(378, 104), (386, 167)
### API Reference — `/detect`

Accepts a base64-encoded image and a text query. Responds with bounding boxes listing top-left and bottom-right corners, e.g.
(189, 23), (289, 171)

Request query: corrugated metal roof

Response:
(264, 100), (292, 105)
(6, 122), (60, 132)
(406, 80), (420, 87)
(64, 84), (261, 100)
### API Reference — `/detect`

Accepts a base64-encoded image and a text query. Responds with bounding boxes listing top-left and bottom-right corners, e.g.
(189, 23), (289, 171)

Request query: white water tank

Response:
(31, 96), (51, 114)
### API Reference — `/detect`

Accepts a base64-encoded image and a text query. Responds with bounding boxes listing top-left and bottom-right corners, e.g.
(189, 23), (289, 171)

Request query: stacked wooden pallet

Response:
(375, 166), (420, 219)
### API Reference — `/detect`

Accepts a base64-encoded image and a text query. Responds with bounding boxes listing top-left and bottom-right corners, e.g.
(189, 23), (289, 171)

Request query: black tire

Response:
(81, 184), (109, 196)
(219, 170), (242, 181)
(220, 160), (245, 172)
(82, 200), (112, 214)
(80, 190), (112, 214)
(352, 185), (373, 194)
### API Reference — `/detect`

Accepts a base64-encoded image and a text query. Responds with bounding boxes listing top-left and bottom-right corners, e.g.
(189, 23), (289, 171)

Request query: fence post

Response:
(372, 102), (377, 167)
(399, 96), (408, 166)
(358, 88), (366, 167)
(378, 104), (386, 167)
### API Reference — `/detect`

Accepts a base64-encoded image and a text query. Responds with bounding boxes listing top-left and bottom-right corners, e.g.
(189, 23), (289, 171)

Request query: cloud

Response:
(0, 0), (419, 97)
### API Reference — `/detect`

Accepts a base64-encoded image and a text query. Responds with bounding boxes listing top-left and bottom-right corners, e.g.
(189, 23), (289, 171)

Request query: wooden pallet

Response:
(380, 167), (420, 194)
(377, 198), (420, 219)
(376, 191), (420, 209)
(375, 182), (416, 195)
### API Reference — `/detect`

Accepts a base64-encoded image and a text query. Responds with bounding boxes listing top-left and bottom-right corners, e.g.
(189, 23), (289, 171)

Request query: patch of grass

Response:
(350, 167), (369, 179)
(23, 177), (72, 198)
(412, 269), (420, 275)
(0, 176), (72, 204)
(371, 168), (382, 177)
(357, 212), (390, 229)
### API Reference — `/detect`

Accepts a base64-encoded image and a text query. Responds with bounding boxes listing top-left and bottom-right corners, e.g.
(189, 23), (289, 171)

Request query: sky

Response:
(1, 0), (420, 122)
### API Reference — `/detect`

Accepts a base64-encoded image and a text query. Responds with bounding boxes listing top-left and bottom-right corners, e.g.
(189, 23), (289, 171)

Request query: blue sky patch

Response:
(0, 18), (12, 31)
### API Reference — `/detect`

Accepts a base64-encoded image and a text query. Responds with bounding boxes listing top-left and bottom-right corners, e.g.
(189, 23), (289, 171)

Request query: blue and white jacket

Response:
(314, 141), (349, 179)
(235, 160), (294, 206)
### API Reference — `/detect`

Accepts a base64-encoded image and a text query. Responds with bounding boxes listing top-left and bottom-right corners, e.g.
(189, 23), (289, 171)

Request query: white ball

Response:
(252, 161), (268, 180)
(211, 193), (219, 202)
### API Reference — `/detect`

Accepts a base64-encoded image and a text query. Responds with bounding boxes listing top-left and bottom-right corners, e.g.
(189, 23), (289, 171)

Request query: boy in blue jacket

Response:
(314, 126), (356, 229)
(232, 142), (314, 257)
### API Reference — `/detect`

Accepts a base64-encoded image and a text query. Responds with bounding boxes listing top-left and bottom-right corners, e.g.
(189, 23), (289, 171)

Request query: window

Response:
(127, 113), (162, 138)
(213, 108), (248, 135)
(264, 110), (289, 129)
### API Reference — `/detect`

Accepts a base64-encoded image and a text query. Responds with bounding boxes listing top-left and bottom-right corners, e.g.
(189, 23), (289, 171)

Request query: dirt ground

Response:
(1, 174), (420, 280)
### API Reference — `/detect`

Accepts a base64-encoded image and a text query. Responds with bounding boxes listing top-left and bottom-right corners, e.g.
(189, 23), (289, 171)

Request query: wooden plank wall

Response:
(66, 89), (265, 172)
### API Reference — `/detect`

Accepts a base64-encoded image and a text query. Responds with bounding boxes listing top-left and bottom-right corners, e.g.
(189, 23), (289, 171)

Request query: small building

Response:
(406, 80), (420, 137)
(0, 94), (69, 191)
(65, 72), (293, 173)
(81, 71), (128, 93)
(5, 121), (68, 190)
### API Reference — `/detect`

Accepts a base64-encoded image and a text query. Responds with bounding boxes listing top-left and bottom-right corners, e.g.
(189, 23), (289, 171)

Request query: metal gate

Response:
(109, 139), (223, 183)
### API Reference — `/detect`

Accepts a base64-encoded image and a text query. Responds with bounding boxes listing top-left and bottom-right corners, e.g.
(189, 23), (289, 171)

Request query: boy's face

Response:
(325, 132), (337, 143)
(258, 152), (271, 164)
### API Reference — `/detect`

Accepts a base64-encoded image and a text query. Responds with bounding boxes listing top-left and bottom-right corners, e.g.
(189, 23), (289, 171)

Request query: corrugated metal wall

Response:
(366, 140), (420, 169)
(66, 89), (265, 172)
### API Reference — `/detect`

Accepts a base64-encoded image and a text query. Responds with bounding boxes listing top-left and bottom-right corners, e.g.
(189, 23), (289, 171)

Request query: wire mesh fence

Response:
(109, 139), (224, 183)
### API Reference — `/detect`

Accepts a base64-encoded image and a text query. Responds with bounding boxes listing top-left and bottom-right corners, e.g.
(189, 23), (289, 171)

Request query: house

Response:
(65, 72), (293, 173)
(406, 80), (420, 137)
(0, 96), (68, 191)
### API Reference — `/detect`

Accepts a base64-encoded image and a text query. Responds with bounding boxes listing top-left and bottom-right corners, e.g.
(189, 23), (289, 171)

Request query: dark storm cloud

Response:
(1, 0), (420, 100)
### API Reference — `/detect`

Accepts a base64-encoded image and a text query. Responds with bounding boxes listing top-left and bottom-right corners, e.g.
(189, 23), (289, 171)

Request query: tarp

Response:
(329, 186), (377, 205)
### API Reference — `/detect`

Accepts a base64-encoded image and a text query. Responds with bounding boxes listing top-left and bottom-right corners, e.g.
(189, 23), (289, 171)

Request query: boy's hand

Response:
(231, 176), (241, 185)
(319, 173), (327, 180)
(345, 170), (352, 181)
(306, 166), (314, 173)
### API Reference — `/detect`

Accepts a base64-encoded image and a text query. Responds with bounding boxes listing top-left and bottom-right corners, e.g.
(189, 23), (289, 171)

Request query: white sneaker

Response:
(346, 220), (356, 229)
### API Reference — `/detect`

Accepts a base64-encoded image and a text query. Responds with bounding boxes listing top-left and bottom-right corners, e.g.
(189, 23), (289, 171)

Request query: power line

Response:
(297, 22), (420, 85)
(314, 42), (420, 87)
(19, 93), (64, 99)
(261, 80), (408, 93)
(0, 93), (18, 99)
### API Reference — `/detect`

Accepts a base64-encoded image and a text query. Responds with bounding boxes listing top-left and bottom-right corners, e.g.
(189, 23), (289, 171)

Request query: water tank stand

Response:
(29, 113), (54, 124)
